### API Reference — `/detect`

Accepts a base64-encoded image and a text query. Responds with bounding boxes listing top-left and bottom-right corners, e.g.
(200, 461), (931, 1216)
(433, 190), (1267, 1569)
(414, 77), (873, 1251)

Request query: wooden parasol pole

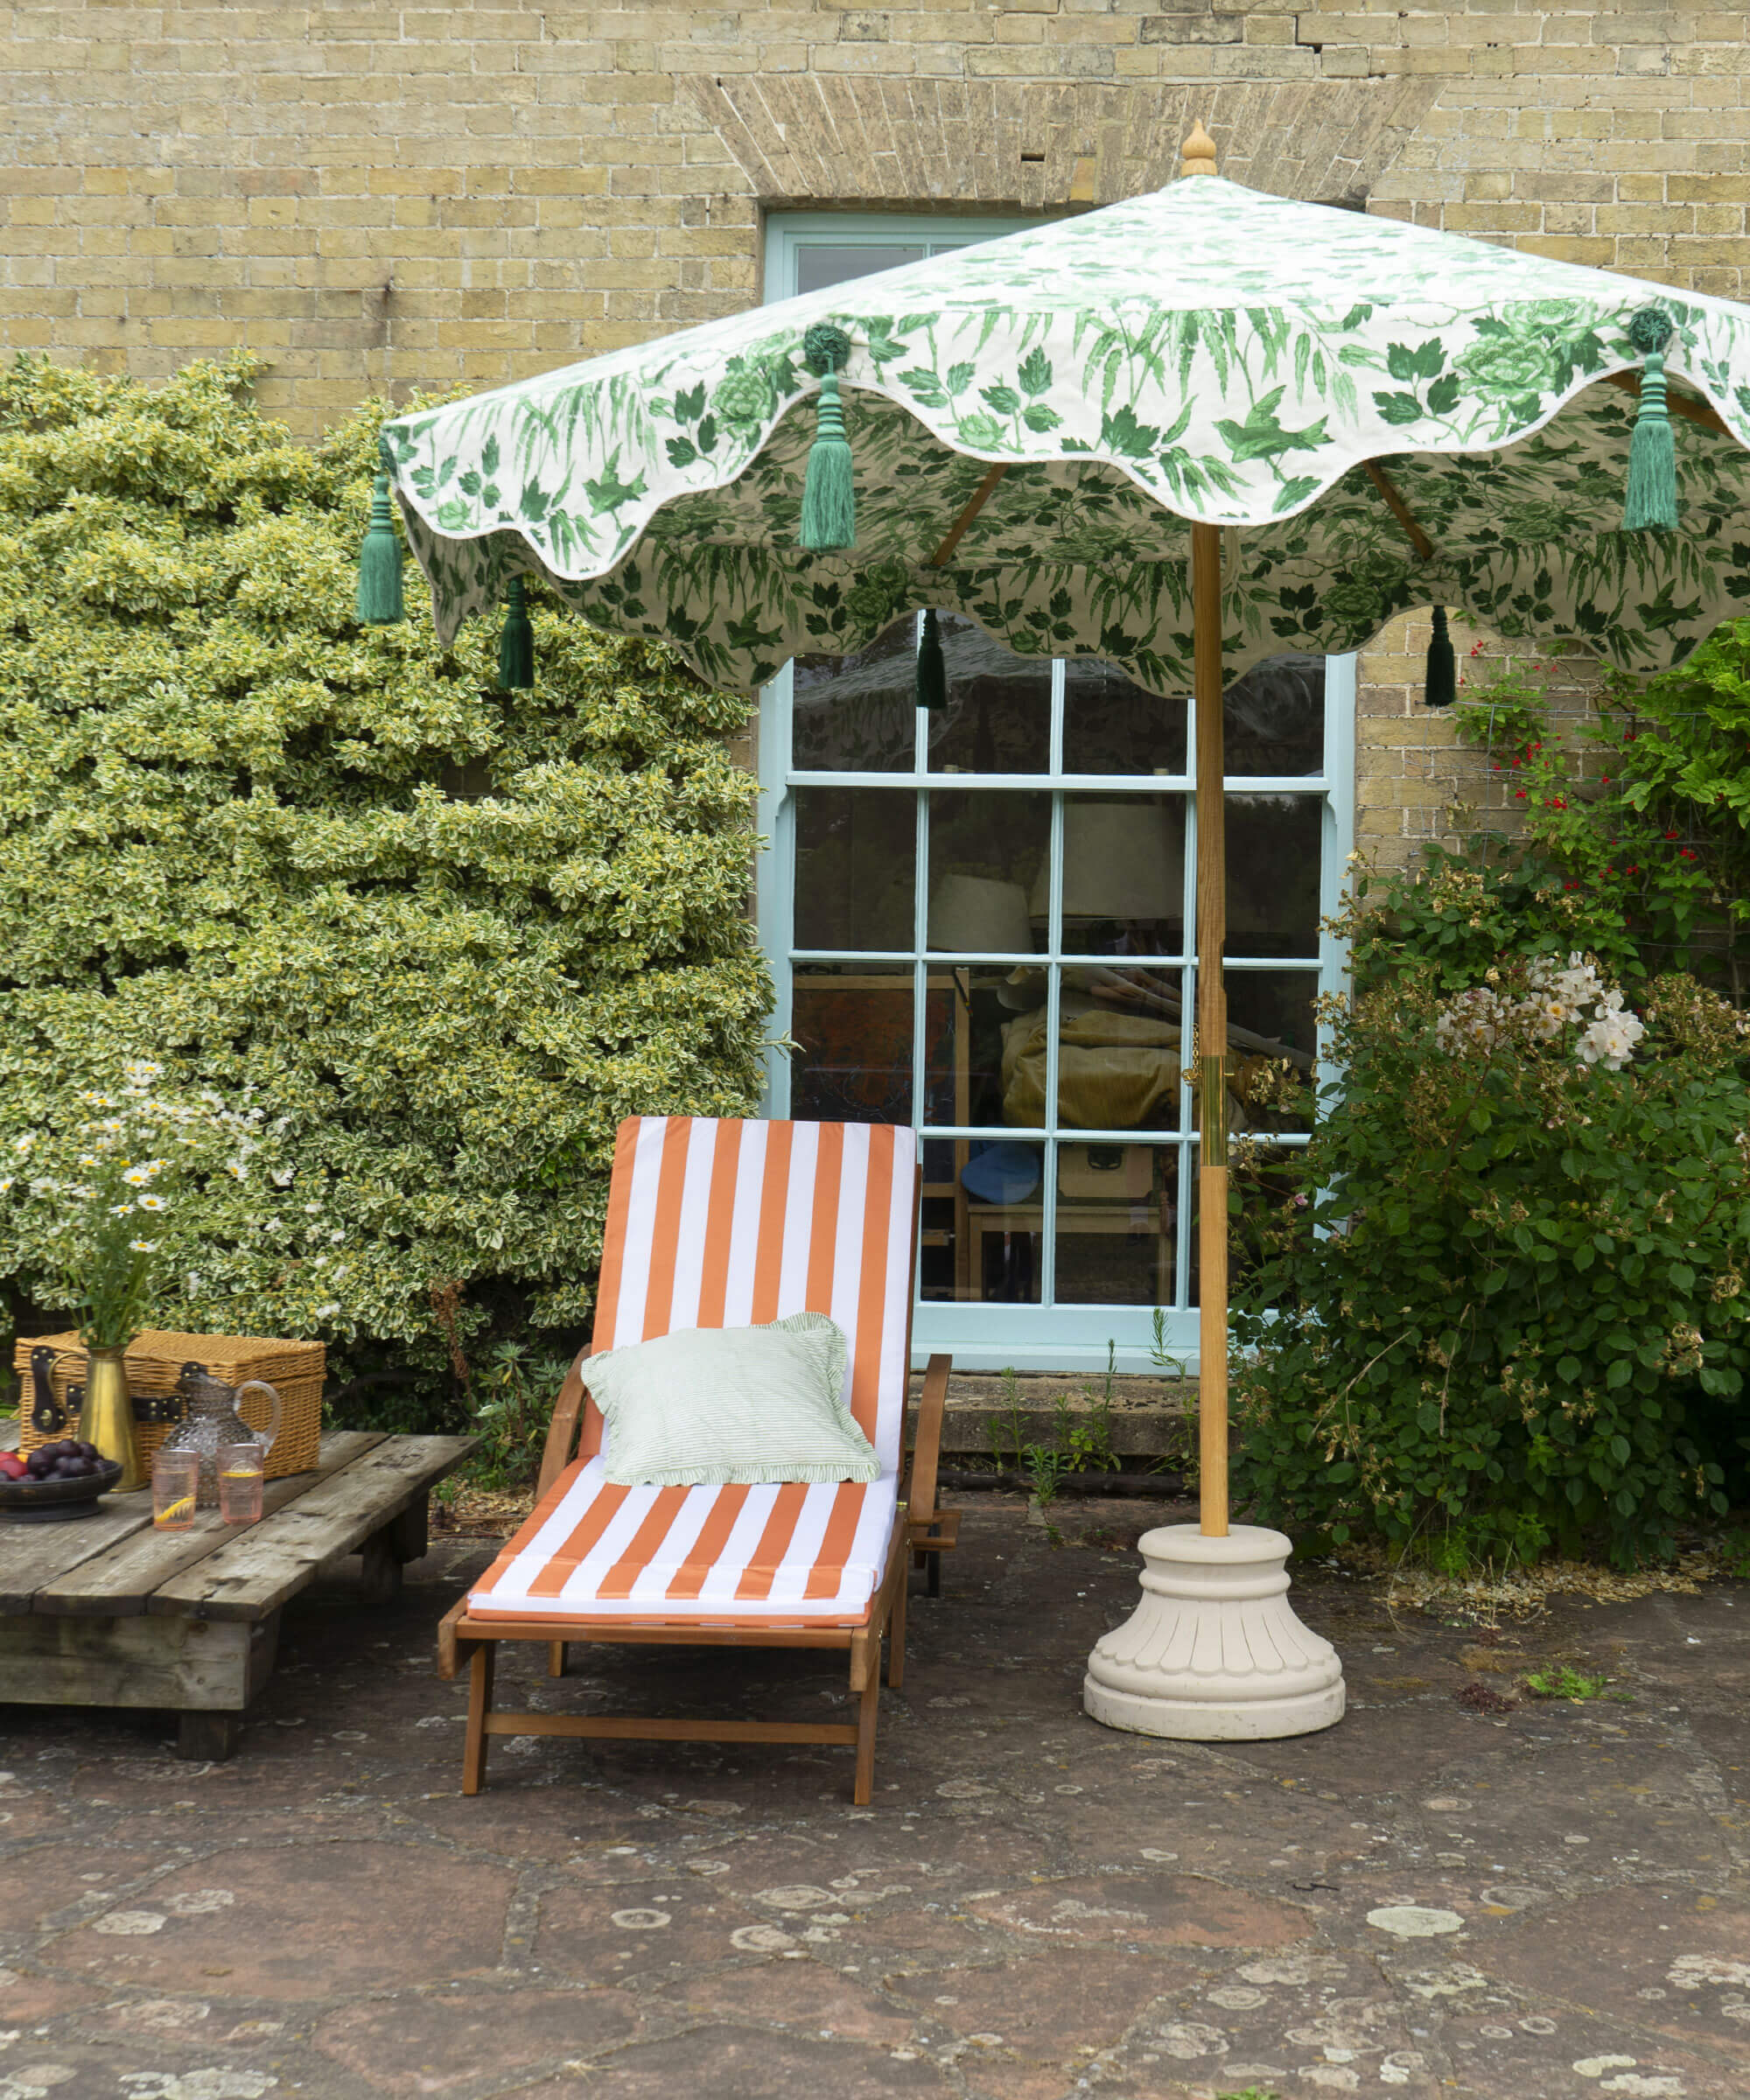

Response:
(1191, 521), (1228, 1537)
(1181, 120), (1229, 1540)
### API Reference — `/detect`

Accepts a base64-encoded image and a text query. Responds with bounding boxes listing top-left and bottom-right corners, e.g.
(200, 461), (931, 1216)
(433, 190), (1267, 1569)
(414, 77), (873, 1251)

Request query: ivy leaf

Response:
(1373, 391), (1425, 427)
(674, 382), (706, 423)
(664, 437), (697, 469)
(481, 434), (500, 477)
(1018, 347), (1054, 396)
(518, 480), (550, 522)
(1022, 402), (1061, 433)
(981, 383), (1021, 416)
(945, 361), (976, 396)
(1099, 404), (1160, 458)
(899, 368), (948, 408)
(1426, 373), (1462, 416)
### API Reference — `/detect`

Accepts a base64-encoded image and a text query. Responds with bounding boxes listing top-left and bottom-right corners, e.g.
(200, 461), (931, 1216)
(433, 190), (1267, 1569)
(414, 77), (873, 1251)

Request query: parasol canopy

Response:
(379, 172), (1750, 697)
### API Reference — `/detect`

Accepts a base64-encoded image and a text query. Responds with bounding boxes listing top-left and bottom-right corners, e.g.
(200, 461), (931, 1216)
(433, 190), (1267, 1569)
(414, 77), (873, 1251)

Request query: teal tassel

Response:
(915, 608), (947, 711)
(1424, 605), (1456, 709)
(355, 438), (405, 625)
(497, 578), (534, 690)
(1622, 306), (1679, 533)
(799, 322), (856, 553)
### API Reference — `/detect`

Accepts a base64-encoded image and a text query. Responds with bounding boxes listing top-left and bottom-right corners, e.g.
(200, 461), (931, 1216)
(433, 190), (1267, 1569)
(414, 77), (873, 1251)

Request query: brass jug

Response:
(81, 1346), (145, 1492)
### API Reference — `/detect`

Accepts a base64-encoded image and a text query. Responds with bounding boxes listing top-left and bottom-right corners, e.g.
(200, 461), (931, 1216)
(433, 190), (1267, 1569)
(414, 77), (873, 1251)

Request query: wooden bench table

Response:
(0, 1431), (474, 1760)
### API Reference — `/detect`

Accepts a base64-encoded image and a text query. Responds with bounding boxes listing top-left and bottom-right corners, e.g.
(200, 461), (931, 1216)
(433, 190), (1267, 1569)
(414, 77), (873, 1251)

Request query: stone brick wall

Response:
(4, 2), (1741, 849)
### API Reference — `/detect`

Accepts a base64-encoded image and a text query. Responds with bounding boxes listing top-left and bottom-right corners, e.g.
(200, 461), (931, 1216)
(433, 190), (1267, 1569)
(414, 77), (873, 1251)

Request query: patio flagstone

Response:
(0, 1492), (1744, 2100)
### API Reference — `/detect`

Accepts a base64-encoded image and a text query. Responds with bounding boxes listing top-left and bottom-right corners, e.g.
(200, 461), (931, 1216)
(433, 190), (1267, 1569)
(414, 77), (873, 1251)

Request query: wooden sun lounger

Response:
(437, 1116), (956, 1804)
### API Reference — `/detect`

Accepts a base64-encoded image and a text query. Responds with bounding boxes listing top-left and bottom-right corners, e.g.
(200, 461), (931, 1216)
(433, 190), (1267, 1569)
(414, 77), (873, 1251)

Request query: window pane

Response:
(1224, 794), (1322, 957)
(927, 791), (1049, 954)
(921, 967), (1018, 1130)
(791, 965), (914, 1124)
(1224, 653), (1325, 777)
(795, 244), (926, 297)
(920, 1136), (1045, 1305)
(924, 614), (1050, 774)
(1060, 794), (1186, 956)
(1054, 1143), (1179, 1306)
(1064, 659), (1187, 776)
(794, 788), (914, 951)
(1052, 988), (1186, 1133)
(793, 618), (917, 774)
(1224, 968), (1320, 1067)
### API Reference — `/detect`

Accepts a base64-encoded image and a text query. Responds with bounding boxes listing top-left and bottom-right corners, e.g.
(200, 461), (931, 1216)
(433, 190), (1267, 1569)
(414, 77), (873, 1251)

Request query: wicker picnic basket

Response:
(12, 1329), (326, 1480)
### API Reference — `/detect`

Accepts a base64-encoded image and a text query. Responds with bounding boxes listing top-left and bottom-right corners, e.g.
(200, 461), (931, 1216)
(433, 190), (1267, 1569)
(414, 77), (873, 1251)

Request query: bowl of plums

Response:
(0, 1440), (124, 1521)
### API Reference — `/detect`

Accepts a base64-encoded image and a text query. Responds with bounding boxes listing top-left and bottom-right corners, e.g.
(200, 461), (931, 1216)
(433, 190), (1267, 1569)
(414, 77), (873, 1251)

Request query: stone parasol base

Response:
(1083, 1522), (1346, 1741)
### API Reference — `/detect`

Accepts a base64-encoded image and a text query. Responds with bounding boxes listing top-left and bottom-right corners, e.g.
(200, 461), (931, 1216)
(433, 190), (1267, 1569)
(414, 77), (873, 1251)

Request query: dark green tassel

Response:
(1424, 604), (1456, 709)
(355, 438), (405, 625)
(799, 322), (856, 553)
(497, 578), (534, 690)
(1623, 306), (1679, 533)
(915, 607), (947, 711)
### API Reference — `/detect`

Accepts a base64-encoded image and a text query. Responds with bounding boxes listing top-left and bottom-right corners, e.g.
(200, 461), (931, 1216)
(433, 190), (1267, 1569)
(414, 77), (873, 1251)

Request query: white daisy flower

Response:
(136, 1193), (168, 1212)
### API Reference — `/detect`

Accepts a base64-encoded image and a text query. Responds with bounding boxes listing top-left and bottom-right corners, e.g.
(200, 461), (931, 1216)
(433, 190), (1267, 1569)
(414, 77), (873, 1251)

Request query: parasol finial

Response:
(1180, 121), (1217, 179)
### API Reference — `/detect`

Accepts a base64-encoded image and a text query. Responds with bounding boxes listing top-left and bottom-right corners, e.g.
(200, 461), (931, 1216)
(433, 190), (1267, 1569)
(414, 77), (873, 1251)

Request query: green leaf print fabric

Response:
(382, 178), (1750, 693)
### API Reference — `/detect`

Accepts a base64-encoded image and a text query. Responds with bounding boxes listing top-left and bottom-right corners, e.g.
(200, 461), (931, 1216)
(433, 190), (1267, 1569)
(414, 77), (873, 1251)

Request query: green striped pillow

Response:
(590, 1311), (880, 1488)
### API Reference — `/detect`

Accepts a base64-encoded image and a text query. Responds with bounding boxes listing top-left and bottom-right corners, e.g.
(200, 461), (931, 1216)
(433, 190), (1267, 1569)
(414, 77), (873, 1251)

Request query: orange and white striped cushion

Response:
(466, 1116), (918, 1628)
(466, 1458), (897, 1624)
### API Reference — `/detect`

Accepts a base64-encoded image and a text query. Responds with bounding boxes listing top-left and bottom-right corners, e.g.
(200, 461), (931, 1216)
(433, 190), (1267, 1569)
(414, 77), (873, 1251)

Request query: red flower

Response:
(1515, 789), (1527, 800)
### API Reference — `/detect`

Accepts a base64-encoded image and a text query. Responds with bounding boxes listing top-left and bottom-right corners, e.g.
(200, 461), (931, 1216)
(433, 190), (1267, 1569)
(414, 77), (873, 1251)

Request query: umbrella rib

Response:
(1601, 369), (1729, 437)
(928, 462), (1010, 568)
(1363, 461), (1434, 563)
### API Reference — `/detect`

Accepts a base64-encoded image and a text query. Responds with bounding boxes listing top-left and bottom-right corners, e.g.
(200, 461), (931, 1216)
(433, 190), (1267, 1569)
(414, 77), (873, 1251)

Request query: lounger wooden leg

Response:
(548, 1641), (567, 1678)
(852, 1670), (880, 1805)
(887, 1562), (906, 1690)
(463, 1642), (497, 1796)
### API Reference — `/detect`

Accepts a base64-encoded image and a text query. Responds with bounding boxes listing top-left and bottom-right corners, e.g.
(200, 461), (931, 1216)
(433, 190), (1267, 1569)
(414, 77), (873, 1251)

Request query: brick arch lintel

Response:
(682, 75), (1443, 214)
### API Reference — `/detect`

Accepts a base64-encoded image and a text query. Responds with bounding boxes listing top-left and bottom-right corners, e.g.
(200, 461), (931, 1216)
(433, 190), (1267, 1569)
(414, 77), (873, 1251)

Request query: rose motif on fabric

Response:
(1456, 327), (1560, 405)
(710, 364), (774, 430)
(1320, 577), (1384, 626)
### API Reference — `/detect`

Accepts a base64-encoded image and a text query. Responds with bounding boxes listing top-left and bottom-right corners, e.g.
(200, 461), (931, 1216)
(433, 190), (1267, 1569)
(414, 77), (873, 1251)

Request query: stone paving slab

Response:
(0, 1494), (1745, 2100)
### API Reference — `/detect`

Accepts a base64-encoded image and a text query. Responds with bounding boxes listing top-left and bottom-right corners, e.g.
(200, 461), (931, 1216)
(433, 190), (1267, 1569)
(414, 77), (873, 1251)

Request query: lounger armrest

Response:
(906, 1353), (952, 1530)
(437, 1596), (482, 1679)
(536, 1351), (592, 1500)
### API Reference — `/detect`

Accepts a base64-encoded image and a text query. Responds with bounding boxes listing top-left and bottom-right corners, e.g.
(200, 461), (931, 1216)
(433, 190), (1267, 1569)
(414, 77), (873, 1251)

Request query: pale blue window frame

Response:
(756, 211), (1354, 1374)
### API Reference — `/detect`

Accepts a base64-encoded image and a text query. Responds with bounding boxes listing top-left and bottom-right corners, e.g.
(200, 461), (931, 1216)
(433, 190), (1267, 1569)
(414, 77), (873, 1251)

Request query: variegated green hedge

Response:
(0, 354), (769, 1414)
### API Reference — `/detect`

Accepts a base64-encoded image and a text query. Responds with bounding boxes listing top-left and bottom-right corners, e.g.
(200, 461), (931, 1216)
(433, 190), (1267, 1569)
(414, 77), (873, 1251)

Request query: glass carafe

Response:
(159, 1362), (283, 1509)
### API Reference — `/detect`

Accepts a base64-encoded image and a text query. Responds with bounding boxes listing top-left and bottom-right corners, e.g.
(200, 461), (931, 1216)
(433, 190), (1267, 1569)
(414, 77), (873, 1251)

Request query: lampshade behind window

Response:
(1028, 801), (1182, 925)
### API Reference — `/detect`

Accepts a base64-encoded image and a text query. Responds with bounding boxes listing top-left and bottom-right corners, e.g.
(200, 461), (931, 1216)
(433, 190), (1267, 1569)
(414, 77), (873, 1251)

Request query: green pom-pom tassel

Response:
(356, 439), (406, 625)
(497, 577), (534, 690)
(799, 322), (856, 554)
(915, 608), (947, 711)
(1622, 306), (1679, 533)
(1423, 605), (1456, 709)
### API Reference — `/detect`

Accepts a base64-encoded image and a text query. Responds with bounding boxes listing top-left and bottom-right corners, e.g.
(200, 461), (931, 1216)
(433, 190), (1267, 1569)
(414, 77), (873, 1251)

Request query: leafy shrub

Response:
(0, 354), (770, 1424)
(1231, 944), (1750, 1571)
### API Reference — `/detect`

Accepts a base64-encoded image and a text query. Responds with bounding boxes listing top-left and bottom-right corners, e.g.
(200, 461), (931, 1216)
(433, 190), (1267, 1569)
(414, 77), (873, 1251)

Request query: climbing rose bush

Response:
(1230, 957), (1750, 1571)
(0, 354), (770, 1408)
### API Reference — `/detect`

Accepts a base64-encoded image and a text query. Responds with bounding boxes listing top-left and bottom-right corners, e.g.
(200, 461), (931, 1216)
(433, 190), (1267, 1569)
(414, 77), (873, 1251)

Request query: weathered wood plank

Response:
(32, 1432), (382, 1619)
(0, 1494), (157, 1614)
(0, 1607), (277, 1712)
(150, 1434), (475, 1621)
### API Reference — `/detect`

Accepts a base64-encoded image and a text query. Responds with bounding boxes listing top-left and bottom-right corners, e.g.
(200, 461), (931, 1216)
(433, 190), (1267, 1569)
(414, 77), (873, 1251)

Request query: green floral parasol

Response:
(378, 174), (1750, 695)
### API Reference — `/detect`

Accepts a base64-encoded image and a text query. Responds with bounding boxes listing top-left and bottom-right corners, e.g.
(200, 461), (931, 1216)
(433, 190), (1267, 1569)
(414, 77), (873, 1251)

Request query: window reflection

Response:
(1225, 794), (1322, 957)
(794, 788), (914, 951)
(791, 965), (914, 1124)
(924, 614), (1051, 774)
(1223, 653), (1325, 776)
(1064, 658), (1187, 775)
(792, 618), (916, 774)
